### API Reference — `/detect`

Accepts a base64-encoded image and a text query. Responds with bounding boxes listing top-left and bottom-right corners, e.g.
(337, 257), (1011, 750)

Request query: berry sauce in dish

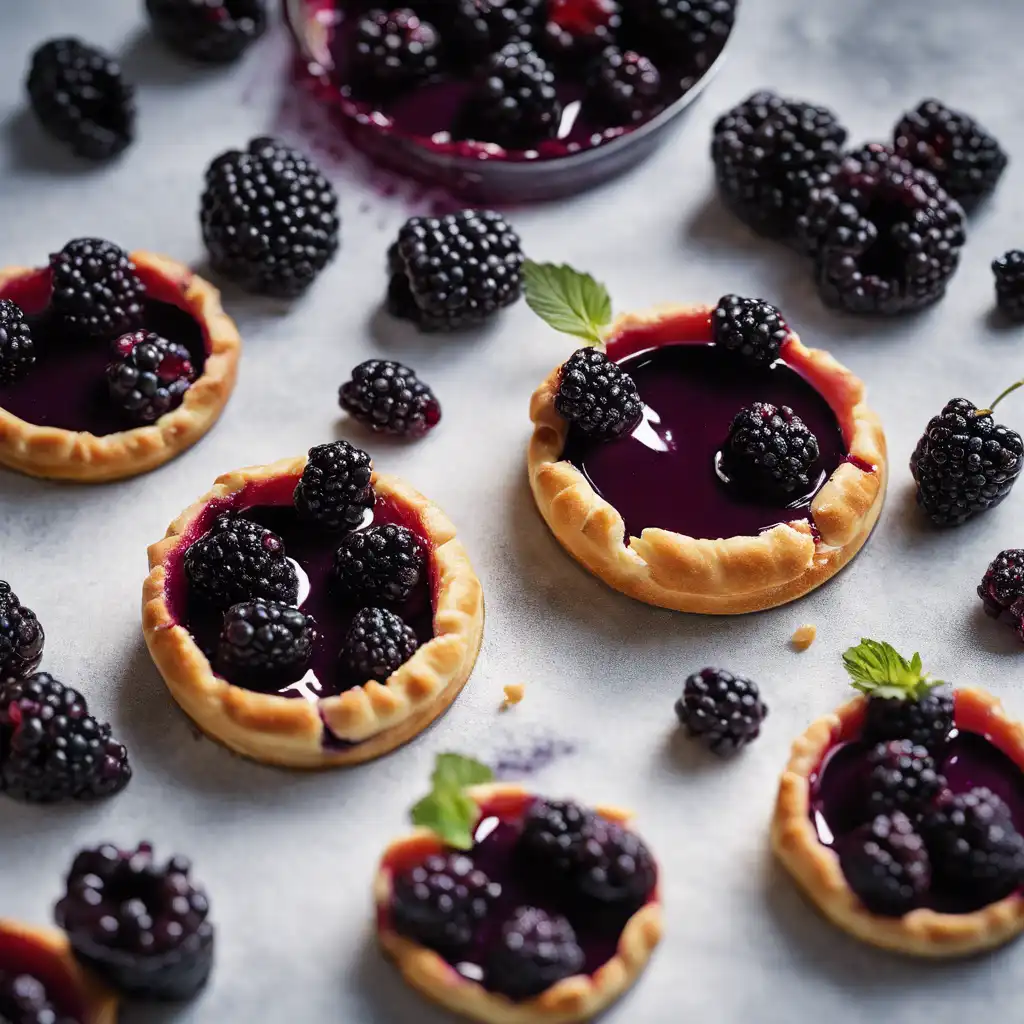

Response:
(0, 925), (91, 1024)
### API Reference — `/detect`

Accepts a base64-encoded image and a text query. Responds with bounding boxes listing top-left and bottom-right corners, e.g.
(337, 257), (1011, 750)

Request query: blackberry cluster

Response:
(910, 398), (1023, 527)
(145, 0), (267, 64)
(555, 347), (642, 440)
(216, 600), (316, 679)
(544, 0), (621, 62)
(592, 47), (661, 125)
(387, 210), (524, 332)
(865, 740), (945, 818)
(633, 0), (737, 60)
(0, 673), (131, 803)
(0, 300), (35, 384)
(674, 667), (767, 756)
(486, 907), (584, 1000)
(353, 8), (441, 90)
(839, 812), (931, 917)
(293, 441), (375, 531)
(200, 137), (340, 298)
(25, 38), (135, 160)
(0, 581), (44, 682)
(862, 691), (954, 752)
(338, 360), (441, 438)
(711, 91), (847, 240)
(978, 549), (1024, 642)
(711, 294), (788, 367)
(333, 524), (425, 604)
(341, 606), (419, 681)
(452, 0), (544, 57)
(992, 250), (1024, 322)
(55, 842), (214, 999)
(106, 330), (196, 425)
(0, 970), (69, 1024)
(724, 403), (820, 498)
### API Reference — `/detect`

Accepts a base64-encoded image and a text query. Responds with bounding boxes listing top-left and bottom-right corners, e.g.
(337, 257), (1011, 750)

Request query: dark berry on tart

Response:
(106, 331), (196, 425)
(864, 740), (946, 819)
(674, 667), (768, 756)
(633, 0), (737, 62)
(293, 440), (375, 530)
(543, 0), (621, 62)
(0, 581), (44, 682)
(555, 348), (642, 440)
(722, 403), (821, 499)
(334, 524), (425, 605)
(711, 294), (788, 368)
(215, 600), (317, 680)
(339, 360), (441, 438)
(486, 906), (584, 999)
(0, 300), (35, 384)
(978, 549), (1024, 641)
(592, 47), (661, 125)
(451, 0), (545, 60)
(341, 607), (419, 683)
(352, 8), (442, 92)
(145, 0), (267, 64)
(992, 250), (1024, 322)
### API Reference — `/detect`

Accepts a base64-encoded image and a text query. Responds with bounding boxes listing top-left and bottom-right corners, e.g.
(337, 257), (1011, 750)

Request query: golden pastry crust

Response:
(142, 456), (485, 768)
(772, 687), (1024, 957)
(527, 305), (887, 614)
(0, 251), (240, 482)
(374, 783), (663, 1024)
(0, 919), (117, 1024)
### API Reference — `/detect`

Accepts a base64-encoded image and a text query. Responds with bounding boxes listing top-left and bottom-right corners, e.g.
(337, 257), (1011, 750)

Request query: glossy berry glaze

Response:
(0, 266), (206, 435)
(0, 927), (88, 1023)
(562, 310), (851, 540)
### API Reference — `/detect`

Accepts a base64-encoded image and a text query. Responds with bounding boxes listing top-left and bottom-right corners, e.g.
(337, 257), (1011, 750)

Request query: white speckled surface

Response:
(2, 2), (1024, 1022)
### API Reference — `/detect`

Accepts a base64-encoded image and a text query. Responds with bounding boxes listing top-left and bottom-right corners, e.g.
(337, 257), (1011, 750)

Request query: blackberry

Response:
(863, 693), (954, 752)
(0, 970), (70, 1024)
(711, 294), (788, 368)
(555, 347), (642, 440)
(215, 600), (315, 679)
(922, 787), (1024, 905)
(723, 403), (820, 498)
(544, 0), (621, 62)
(0, 300), (35, 384)
(674, 667), (767, 756)
(341, 606), (419, 682)
(391, 853), (500, 953)
(910, 398), (1023, 527)
(145, 0), (268, 64)
(387, 210), (524, 332)
(106, 330), (196, 425)
(0, 673), (131, 803)
(865, 740), (945, 819)
(55, 842), (214, 999)
(339, 360), (441, 438)
(992, 250), (1024, 322)
(978, 549), (1024, 642)
(592, 48), (661, 125)
(839, 812), (930, 917)
(25, 38), (135, 161)
(711, 91), (847, 241)
(200, 137), (340, 298)
(0, 581), (44, 682)
(893, 99), (1008, 207)
(634, 0), (736, 60)
(459, 41), (562, 150)
(352, 9), (441, 90)
(797, 144), (966, 315)
(486, 907), (584, 1000)
(184, 514), (299, 610)
(49, 238), (145, 340)
(453, 0), (544, 58)
(520, 798), (598, 873)
(293, 440), (375, 531)
(333, 524), (425, 604)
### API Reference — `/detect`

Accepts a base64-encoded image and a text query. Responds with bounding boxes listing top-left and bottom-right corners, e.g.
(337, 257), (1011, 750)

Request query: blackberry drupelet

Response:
(387, 210), (524, 332)
(341, 606), (419, 682)
(0, 300), (35, 384)
(200, 136), (340, 298)
(520, 799), (598, 873)
(145, 0), (267, 64)
(452, 0), (544, 58)
(839, 812), (930, 917)
(339, 360), (441, 438)
(634, 0), (736, 59)
(391, 853), (500, 952)
(910, 398), (1023, 526)
(675, 667), (767, 756)
(293, 440), (375, 531)
(544, 0), (621, 62)
(333, 524), (425, 604)
(922, 787), (1024, 904)
(215, 600), (315, 679)
(55, 842), (214, 999)
(0, 970), (69, 1024)
(797, 144), (966, 315)
(106, 330), (196, 425)
(863, 692), (954, 752)
(592, 48), (661, 125)
(0, 673), (131, 803)
(723, 403), (821, 498)
(49, 239), (145, 340)
(865, 740), (945, 819)
(555, 347), (642, 440)
(893, 99), (1008, 207)
(0, 581), (44, 682)
(978, 549), (1024, 642)
(992, 250), (1024, 322)
(353, 8), (440, 90)
(184, 514), (299, 610)
(711, 294), (789, 367)
(486, 907), (584, 999)
(711, 92), (847, 241)
(26, 38), (135, 161)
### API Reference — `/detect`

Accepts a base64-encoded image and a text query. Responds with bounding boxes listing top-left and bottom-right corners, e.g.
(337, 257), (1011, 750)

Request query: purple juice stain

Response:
(491, 738), (578, 780)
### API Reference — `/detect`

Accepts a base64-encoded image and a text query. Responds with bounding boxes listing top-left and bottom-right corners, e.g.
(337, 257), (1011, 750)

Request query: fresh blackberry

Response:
(184, 514), (299, 610)
(723, 403), (820, 498)
(200, 136), (340, 298)
(544, 0), (621, 62)
(55, 842), (214, 999)
(711, 294), (789, 367)
(145, 0), (268, 64)
(634, 0), (736, 60)
(215, 600), (315, 680)
(352, 9), (440, 90)
(865, 740), (945, 819)
(839, 812), (930, 917)
(49, 238), (145, 340)
(341, 606), (419, 682)
(339, 360), (441, 438)
(797, 144), (966, 315)
(910, 398), (1023, 526)
(25, 38), (135, 161)
(106, 330), (196, 425)
(387, 210), (524, 332)
(293, 440), (375, 531)
(520, 799), (598, 872)
(0, 300), (35, 384)
(0, 673), (131, 803)
(893, 99), (1008, 207)
(486, 907), (584, 999)
(452, 0), (544, 58)
(333, 524), (425, 604)
(922, 788), (1024, 904)
(592, 47), (661, 125)
(978, 549), (1024, 642)
(0, 581), (44, 682)
(711, 92), (847, 241)
(992, 250), (1024, 322)
(0, 970), (70, 1024)
(863, 693), (954, 752)
(391, 853), (500, 953)
(459, 41), (562, 150)
(674, 667), (767, 756)
(555, 347), (642, 440)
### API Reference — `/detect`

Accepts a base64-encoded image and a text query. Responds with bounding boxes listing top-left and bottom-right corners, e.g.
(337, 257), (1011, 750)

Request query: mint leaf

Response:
(522, 260), (613, 345)
(432, 753), (494, 791)
(411, 788), (481, 851)
(842, 638), (942, 700)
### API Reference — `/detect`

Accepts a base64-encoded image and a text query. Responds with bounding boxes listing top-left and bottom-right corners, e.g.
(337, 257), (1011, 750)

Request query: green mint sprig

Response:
(842, 638), (944, 701)
(522, 260), (613, 346)
(410, 753), (495, 850)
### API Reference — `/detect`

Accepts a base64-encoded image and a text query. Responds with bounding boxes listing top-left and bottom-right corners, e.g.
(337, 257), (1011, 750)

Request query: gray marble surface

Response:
(2, 1), (1024, 1022)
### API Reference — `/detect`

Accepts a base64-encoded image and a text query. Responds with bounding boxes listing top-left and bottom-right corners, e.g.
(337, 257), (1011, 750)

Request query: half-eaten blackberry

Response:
(0, 300), (35, 384)
(352, 8), (441, 90)
(723, 403), (820, 498)
(215, 600), (316, 680)
(839, 812), (931, 917)
(0, 581), (44, 682)
(978, 549), (1024, 642)
(865, 739), (945, 819)
(992, 250), (1024, 322)
(711, 294), (788, 367)
(486, 907), (584, 999)
(333, 524), (425, 605)
(340, 606), (418, 682)
(675, 667), (767, 756)
(293, 440), (375, 531)
(592, 47), (661, 125)
(555, 347), (642, 440)
(106, 330), (196, 425)
(339, 360), (441, 438)
(145, 0), (268, 64)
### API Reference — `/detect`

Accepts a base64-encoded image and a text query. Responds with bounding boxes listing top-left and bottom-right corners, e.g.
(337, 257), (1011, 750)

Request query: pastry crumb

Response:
(791, 624), (817, 651)
(501, 683), (526, 708)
